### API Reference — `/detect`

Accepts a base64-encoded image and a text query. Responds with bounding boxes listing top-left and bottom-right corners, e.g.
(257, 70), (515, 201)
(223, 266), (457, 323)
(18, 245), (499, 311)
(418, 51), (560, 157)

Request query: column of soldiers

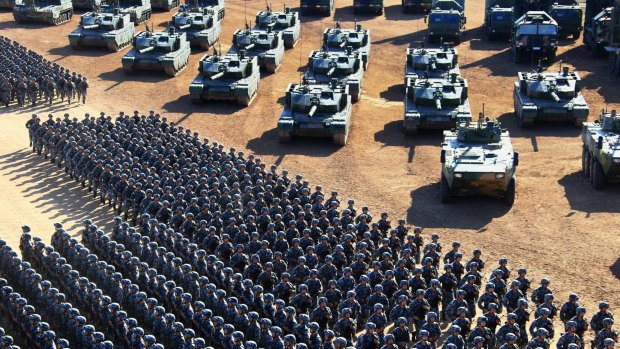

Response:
(25, 110), (618, 349)
(0, 36), (89, 108)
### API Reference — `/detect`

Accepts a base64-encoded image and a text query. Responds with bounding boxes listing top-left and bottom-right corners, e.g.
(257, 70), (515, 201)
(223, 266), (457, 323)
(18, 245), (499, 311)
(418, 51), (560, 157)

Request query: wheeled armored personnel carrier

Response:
(404, 72), (472, 135)
(323, 22), (371, 70)
(513, 66), (589, 127)
(582, 110), (620, 189)
(0, 0), (22, 9)
(584, 7), (612, 58)
(353, 0), (383, 15)
(547, 0), (583, 39)
(69, 10), (135, 51)
(300, 0), (333, 16)
(255, 5), (300, 48)
(189, 49), (260, 106)
(484, 0), (515, 39)
(122, 28), (191, 77)
(304, 47), (365, 102)
(405, 43), (459, 80)
(229, 26), (285, 73)
(13, 0), (73, 25)
(440, 114), (518, 205)
(101, 0), (150, 24)
(172, 1), (224, 50)
(512, 11), (558, 63)
(278, 79), (353, 145)
(425, 0), (466, 44)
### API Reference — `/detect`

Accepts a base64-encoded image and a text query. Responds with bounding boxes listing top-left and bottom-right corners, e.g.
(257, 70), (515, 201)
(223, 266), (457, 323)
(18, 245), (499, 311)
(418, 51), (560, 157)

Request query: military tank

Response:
(582, 110), (620, 189)
(69, 10), (135, 51)
(303, 47), (365, 102)
(189, 49), (260, 106)
(228, 25), (285, 73)
(513, 66), (589, 128)
(405, 43), (459, 80)
(101, 0), (151, 24)
(440, 114), (518, 205)
(278, 79), (353, 145)
(0, 0), (22, 9)
(122, 27), (191, 77)
(323, 22), (371, 70)
(300, 0), (333, 16)
(172, 1), (224, 50)
(255, 5), (301, 48)
(403, 72), (472, 135)
(13, 0), (73, 25)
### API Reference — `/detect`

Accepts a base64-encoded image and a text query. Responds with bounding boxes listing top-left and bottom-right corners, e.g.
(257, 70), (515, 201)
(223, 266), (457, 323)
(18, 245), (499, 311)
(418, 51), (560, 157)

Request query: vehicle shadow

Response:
(374, 30), (424, 46)
(611, 257), (620, 281)
(49, 45), (117, 57)
(99, 67), (172, 83)
(459, 48), (522, 77)
(162, 94), (243, 116)
(407, 182), (512, 230)
(373, 120), (440, 163)
(384, 4), (423, 21)
(558, 171), (620, 213)
(379, 83), (404, 102)
(496, 112), (580, 153)
(246, 127), (341, 162)
(333, 5), (376, 22)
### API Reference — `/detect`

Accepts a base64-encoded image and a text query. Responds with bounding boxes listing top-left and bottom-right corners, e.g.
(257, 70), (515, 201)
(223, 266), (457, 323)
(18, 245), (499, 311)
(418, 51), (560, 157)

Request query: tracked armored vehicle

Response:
(513, 66), (589, 128)
(13, 0), (73, 25)
(403, 72), (472, 135)
(484, 0), (515, 39)
(440, 115), (518, 205)
(172, 1), (224, 50)
(189, 49), (260, 106)
(547, 0), (582, 39)
(405, 43), (459, 80)
(582, 110), (620, 189)
(584, 7), (612, 58)
(426, 0), (466, 44)
(353, 0), (383, 15)
(122, 28), (190, 77)
(304, 47), (365, 102)
(512, 11), (558, 63)
(69, 10), (135, 51)
(255, 5), (300, 48)
(278, 80), (353, 145)
(228, 26), (285, 73)
(323, 22), (371, 70)
(300, 0), (333, 16)
(101, 0), (150, 24)
(0, 0), (21, 9)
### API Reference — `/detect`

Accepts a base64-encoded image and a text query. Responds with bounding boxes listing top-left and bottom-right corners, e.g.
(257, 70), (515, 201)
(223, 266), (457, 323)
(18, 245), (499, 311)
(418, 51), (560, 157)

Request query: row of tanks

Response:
(403, 43), (471, 135)
(189, 6), (301, 106)
(277, 23), (372, 146)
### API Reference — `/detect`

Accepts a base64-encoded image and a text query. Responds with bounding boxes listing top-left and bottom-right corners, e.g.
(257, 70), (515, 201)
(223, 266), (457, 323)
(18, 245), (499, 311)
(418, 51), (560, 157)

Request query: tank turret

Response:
(100, 0), (151, 24)
(405, 43), (459, 79)
(255, 4), (301, 48)
(229, 26), (285, 73)
(172, 2), (223, 50)
(69, 10), (135, 51)
(303, 47), (365, 102)
(323, 22), (371, 70)
(513, 65), (589, 127)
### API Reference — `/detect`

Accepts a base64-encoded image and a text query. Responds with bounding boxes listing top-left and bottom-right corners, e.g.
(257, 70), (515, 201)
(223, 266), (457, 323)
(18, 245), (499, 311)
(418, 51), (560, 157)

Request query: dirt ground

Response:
(0, 0), (619, 339)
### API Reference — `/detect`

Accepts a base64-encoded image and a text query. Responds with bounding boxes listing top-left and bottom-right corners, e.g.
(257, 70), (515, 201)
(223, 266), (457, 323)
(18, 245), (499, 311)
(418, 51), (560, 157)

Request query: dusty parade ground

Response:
(0, 0), (619, 338)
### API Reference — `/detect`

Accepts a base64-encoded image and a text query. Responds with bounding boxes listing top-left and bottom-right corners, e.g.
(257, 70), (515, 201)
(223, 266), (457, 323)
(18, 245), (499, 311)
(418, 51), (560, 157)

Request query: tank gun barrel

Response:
(435, 97), (442, 111)
(339, 40), (347, 48)
(210, 71), (225, 80)
(83, 24), (99, 29)
(178, 23), (191, 29)
(327, 66), (336, 76)
(550, 91), (560, 103)
(308, 105), (318, 117)
(139, 46), (154, 54)
(244, 43), (255, 50)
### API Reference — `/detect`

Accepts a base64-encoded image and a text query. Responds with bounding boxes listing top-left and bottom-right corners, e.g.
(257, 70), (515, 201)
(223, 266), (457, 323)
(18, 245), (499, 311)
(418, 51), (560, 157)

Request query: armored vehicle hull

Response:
(323, 24), (371, 70)
(484, 0), (514, 39)
(278, 82), (353, 145)
(189, 52), (260, 106)
(304, 49), (365, 102)
(582, 110), (620, 189)
(0, 0), (21, 9)
(151, 0), (178, 11)
(513, 68), (589, 127)
(255, 7), (301, 48)
(230, 28), (285, 73)
(300, 0), (333, 16)
(72, 0), (104, 10)
(102, 0), (151, 24)
(69, 12), (135, 51)
(353, 0), (383, 15)
(13, 1), (73, 25)
(440, 118), (518, 205)
(402, 0), (432, 13)
(403, 74), (472, 135)
(122, 29), (191, 77)
(173, 6), (224, 50)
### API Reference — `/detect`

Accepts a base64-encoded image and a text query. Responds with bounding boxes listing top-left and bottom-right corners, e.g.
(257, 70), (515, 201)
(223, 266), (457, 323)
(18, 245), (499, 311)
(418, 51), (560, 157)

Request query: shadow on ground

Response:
(0, 149), (115, 234)
(162, 94), (243, 118)
(557, 171), (620, 214)
(333, 5), (379, 22)
(373, 120), (440, 163)
(384, 4), (423, 21)
(611, 257), (620, 281)
(496, 112), (581, 152)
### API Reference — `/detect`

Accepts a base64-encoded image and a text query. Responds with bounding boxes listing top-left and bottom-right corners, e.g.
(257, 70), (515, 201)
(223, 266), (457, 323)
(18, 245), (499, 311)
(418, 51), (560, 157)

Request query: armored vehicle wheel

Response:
(70, 41), (81, 50)
(404, 124), (418, 135)
(191, 95), (203, 104)
(515, 110), (533, 128)
(123, 66), (134, 74)
(574, 119), (584, 128)
(333, 130), (349, 146)
(238, 96), (252, 107)
(573, 31), (580, 40)
(440, 173), (452, 203)
(582, 147), (591, 178)
(107, 42), (119, 52)
(279, 131), (292, 143)
(351, 89), (361, 103)
(591, 160), (606, 190)
(265, 64), (277, 74)
(504, 178), (516, 206)
(14, 15), (24, 24)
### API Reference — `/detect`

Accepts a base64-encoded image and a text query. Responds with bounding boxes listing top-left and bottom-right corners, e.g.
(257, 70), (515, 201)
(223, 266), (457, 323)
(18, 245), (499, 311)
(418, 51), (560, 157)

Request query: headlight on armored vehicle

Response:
(454, 173), (463, 178)
(495, 173), (505, 179)
(613, 159), (620, 164)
